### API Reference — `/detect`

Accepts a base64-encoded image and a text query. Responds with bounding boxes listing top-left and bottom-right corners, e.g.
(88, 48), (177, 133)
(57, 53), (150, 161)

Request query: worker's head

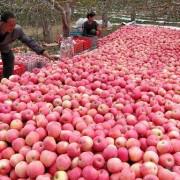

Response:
(1, 11), (16, 33)
(87, 12), (96, 22)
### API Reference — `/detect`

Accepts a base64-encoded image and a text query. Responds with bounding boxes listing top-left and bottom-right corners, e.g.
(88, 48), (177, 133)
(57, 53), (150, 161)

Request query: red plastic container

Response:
(74, 39), (84, 53)
(0, 62), (25, 78)
(73, 37), (92, 52)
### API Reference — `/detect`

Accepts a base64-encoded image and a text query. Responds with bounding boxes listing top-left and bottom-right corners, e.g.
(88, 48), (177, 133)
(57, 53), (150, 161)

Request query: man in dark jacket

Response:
(0, 11), (52, 78)
(82, 12), (101, 37)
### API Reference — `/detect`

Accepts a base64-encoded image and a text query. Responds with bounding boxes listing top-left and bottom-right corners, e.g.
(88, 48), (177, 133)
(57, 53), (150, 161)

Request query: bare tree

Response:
(101, 0), (112, 28)
(47, 0), (76, 37)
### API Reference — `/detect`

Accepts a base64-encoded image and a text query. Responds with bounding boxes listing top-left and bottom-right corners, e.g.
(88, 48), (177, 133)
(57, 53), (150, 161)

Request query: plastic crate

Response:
(74, 39), (84, 54)
(14, 64), (26, 75)
(73, 36), (92, 51)
(0, 62), (25, 77)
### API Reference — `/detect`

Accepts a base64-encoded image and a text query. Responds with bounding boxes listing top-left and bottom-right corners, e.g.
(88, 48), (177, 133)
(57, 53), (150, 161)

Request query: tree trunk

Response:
(130, 4), (136, 21)
(48, 0), (72, 37)
(102, 0), (112, 28)
(42, 19), (52, 43)
(61, 2), (71, 37)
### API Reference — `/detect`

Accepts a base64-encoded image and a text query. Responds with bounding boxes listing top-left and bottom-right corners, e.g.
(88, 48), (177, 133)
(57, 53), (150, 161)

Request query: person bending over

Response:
(0, 11), (52, 78)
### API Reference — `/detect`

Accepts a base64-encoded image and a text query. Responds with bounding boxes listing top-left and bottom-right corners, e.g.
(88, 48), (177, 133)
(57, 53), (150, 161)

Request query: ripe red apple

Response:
(15, 161), (28, 178)
(25, 131), (40, 146)
(159, 153), (175, 169)
(10, 153), (24, 167)
(57, 141), (69, 154)
(174, 152), (180, 166)
(26, 150), (40, 163)
(115, 137), (127, 148)
(40, 150), (57, 167)
(157, 140), (172, 154)
(93, 136), (108, 152)
(117, 147), (129, 162)
(46, 121), (61, 138)
(27, 161), (45, 178)
(82, 165), (99, 180)
(119, 167), (135, 180)
(1, 147), (15, 159)
(56, 154), (71, 171)
(67, 142), (81, 158)
(79, 136), (93, 151)
(130, 163), (142, 178)
(93, 154), (105, 169)
(129, 146), (143, 162)
(68, 167), (82, 180)
(78, 152), (94, 168)
(53, 170), (68, 180)
(158, 167), (174, 180)
(43, 136), (57, 151)
(143, 151), (159, 163)
(141, 162), (158, 177)
(0, 159), (11, 175)
(107, 158), (122, 173)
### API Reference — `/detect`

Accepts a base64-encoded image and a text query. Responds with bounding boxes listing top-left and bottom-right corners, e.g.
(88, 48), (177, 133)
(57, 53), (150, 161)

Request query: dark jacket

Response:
(82, 20), (98, 36)
(0, 23), (44, 54)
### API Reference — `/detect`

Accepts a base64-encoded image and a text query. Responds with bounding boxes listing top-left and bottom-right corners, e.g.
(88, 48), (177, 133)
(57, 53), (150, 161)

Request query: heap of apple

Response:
(0, 25), (180, 180)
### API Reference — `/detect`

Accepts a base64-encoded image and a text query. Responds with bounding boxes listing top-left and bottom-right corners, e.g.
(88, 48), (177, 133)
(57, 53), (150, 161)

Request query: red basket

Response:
(74, 39), (84, 53)
(0, 62), (25, 77)
(14, 64), (26, 75)
(73, 37), (92, 51)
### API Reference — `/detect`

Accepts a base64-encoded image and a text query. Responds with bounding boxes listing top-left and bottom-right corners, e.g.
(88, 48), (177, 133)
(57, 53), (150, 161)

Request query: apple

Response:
(6, 129), (19, 143)
(78, 152), (94, 168)
(97, 169), (109, 180)
(68, 167), (82, 180)
(82, 165), (99, 180)
(159, 153), (175, 169)
(129, 146), (143, 162)
(93, 136), (108, 152)
(53, 171), (68, 180)
(10, 119), (23, 130)
(93, 153), (105, 169)
(0, 141), (7, 152)
(25, 150), (40, 163)
(56, 154), (71, 171)
(143, 151), (159, 163)
(10, 153), (24, 167)
(57, 141), (69, 154)
(0, 159), (11, 175)
(119, 167), (135, 180)
(115, 137), (127, 148)
(26, 160), (45, 178)
(158, 167), (174, 180)
(103, 144), (118, 160)
(130, 163), (142, 178)
(79, 136), (93, 151)
(15, 161), (28, 178)
(40, 150), (57, 167)
(174, 152), (180, 166)
(67, 142), (81, 158)
(25, 131), (40, 146)
(117, 147), (129, 162)
(46, 121), (61, 138)
(126, 138), (141, 148)
(157, 140), (172, 154)
(141, 162), (158, 177)
(1, 147), (15, 159)
(107, 158), (122, 173)
(43, 136), (57, 151)
(143, 174), (159, 180)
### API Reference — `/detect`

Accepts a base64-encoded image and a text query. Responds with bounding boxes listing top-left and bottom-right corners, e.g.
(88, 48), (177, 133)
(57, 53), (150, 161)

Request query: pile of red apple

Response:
(0, 25), (180, 180)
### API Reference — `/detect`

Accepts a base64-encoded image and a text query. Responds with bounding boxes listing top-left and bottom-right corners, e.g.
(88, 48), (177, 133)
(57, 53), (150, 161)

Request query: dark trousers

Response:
(1, 50), (15, 78)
